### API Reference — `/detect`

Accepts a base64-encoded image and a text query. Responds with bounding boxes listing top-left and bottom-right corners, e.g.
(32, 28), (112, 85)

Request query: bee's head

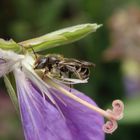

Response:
(34, 54), (63, 69)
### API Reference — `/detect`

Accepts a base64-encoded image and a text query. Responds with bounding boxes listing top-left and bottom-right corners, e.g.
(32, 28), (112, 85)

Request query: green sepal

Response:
(4, 75), (19, 112)
(0, 38), (21, 52)
(19, 23), (102, 52)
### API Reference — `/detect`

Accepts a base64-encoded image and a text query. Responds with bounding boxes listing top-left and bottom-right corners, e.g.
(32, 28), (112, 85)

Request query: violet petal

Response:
(15, 69), (104, 140)
(49, 86), (105, 140)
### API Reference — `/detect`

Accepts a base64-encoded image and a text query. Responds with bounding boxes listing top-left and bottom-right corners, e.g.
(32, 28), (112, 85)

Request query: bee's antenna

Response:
(30, 47), (38, 59)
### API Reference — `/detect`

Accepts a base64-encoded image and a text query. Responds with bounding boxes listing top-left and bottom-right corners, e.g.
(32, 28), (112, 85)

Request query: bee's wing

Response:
(63, 58), (95, 67)
(78, 60), (95, 67)
(59, 58), (78, 66)
(65, 65), (76, 72)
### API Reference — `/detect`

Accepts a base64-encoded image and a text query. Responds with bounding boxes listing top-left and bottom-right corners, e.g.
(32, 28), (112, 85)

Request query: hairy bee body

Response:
(34, 54), (95, 83)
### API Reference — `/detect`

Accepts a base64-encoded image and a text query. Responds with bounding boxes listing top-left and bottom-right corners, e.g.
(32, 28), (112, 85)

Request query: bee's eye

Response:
(40, 58), (47, 63)
(34, 58), (47, 69)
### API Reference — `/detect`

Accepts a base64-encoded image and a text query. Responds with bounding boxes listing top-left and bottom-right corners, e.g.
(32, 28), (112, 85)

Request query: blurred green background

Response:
(1, 0), (140, 140)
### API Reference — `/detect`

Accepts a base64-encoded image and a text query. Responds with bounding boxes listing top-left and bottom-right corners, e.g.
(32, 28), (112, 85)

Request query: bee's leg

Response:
(42, 72), (45, 80)
(42, 68), (49, 80)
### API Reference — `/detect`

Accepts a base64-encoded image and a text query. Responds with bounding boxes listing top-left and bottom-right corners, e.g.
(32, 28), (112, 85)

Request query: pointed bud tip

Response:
(95, 24), (103, 29)
(86, 23), (103, 31)
(91, 23), (103, 31)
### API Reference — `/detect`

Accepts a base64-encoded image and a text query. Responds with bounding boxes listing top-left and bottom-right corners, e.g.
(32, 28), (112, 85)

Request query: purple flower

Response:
(14, 68), (104, 140)
(0, 49), (124, 140)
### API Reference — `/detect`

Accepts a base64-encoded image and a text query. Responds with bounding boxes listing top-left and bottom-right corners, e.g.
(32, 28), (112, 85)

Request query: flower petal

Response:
(14, 68), (73, 140)
(49, 86), (105, 140)
(14, 68), (104, 140)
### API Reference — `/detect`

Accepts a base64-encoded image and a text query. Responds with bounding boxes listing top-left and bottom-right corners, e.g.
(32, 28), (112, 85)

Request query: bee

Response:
(34, 54), (95, 84)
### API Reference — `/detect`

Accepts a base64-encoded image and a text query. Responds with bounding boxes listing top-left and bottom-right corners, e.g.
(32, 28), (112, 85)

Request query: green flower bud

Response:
(19, 23), (102, 52)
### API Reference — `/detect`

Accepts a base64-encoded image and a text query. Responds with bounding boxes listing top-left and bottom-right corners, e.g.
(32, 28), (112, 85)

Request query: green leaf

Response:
(120, 95), (140, 124)
(19, 23), (102, 52)
(4, 75), (19, 112)
(0, 39), (21, 52)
